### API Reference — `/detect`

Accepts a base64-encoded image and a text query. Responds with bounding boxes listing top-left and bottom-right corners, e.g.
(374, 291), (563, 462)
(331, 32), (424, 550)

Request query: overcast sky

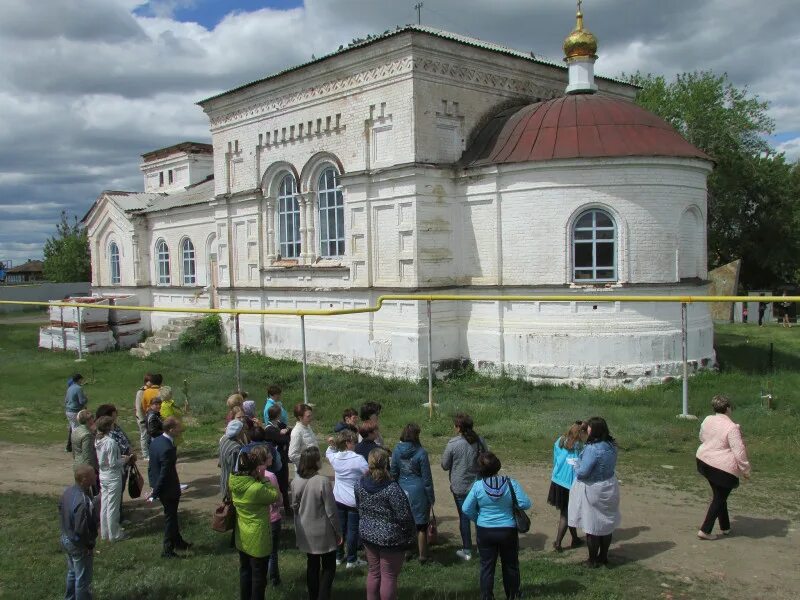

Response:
(0, 0), (797, 267)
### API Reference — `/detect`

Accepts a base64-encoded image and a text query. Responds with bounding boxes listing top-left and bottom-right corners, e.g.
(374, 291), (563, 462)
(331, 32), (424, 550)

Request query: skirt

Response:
(568, 476), (621, 536)
(547, 481), (570, 511)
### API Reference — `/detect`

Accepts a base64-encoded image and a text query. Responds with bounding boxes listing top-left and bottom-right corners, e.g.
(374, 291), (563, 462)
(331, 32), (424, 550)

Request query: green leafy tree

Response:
(42, 211), (91, 282)
(626, 71), (799, 289)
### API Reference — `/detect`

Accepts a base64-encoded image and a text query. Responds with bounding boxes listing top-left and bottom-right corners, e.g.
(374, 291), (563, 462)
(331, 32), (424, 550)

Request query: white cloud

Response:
(777, 137), (800, 164)
(0, 0), (797, 267)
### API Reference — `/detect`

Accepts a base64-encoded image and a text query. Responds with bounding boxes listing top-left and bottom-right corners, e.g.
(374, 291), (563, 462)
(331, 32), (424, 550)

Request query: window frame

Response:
(181, 237), (196, 285)
(109, 242), (121, 285)
(316, 166), (345, 258)
(155, 239), (171, 285)
(276, 173), (301, 259)
(572, 208), (617, 283)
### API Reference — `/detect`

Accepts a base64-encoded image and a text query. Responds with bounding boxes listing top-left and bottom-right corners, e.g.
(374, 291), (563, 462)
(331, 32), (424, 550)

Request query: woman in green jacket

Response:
(230, 448), (279, 600)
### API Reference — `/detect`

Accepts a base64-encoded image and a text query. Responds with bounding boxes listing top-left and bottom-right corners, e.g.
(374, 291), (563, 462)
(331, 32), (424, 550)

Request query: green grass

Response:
(0, 492), (707, 600)
(1, 321), (798, 515)
(1, 322), (796, 598)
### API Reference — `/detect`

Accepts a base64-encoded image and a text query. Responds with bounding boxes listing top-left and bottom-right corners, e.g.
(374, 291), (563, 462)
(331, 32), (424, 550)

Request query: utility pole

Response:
(414, 2), (423, 25)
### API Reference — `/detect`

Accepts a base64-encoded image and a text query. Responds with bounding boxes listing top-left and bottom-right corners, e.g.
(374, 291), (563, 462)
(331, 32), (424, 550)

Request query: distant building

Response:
(5, 260), (45, 284)
(85, 8), (715, 387)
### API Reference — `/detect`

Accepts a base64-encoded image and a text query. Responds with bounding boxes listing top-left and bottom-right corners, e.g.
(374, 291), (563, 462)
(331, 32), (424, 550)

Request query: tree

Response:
(625, 71), (800, 289)
(43, 211), (91, 282)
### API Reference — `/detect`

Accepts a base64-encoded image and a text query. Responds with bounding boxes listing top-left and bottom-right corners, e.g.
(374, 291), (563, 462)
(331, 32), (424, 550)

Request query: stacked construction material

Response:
(105, 295), (144, 349)
(40, 297), (114, 352)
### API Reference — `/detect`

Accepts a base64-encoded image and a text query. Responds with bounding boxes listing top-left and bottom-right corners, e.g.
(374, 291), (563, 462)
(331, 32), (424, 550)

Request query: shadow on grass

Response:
(611, 540), (676, 566)
(530, 579), (585, 596)
(613, 525), (650, 542)
(730, 515), (790, 538)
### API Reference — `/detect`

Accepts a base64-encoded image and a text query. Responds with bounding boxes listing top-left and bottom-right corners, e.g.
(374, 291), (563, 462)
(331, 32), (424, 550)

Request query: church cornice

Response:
(206, 55), (562, 132)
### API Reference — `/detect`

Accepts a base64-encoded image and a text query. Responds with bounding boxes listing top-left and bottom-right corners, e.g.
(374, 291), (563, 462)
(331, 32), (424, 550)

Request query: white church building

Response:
(85, 9), (715, 387)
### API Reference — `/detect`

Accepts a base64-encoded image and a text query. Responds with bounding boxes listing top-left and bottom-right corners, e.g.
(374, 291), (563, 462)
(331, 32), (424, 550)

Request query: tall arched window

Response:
(317, 167), (345, 257)
(109, 242), (120, 285)
(156, 239), (171, 285)
(277, 174), (301, 258)
(182, 238), (196, 285)
(573, 209), (617, 282)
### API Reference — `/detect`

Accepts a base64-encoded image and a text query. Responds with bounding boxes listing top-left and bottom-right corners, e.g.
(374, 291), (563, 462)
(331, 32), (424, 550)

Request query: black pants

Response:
(306, 550), (336, 600)
(160, 497), (182, 553)
(700, 481), (733, 534)
(277, 464), (291, 513)
(476, 526), (520, 600)
(268, 520), (281, 584)
(585, 533), (612, 564)
(239, 551), (268, 600)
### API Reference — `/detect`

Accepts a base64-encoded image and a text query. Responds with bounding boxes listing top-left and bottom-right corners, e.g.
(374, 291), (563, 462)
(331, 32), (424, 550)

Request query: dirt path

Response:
(2, 442), (796, 599)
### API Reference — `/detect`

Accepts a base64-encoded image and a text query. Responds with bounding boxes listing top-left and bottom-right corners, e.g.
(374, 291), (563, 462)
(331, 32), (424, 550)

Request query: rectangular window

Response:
(159, 171), (164, 186)
(168, 170), (174, 184)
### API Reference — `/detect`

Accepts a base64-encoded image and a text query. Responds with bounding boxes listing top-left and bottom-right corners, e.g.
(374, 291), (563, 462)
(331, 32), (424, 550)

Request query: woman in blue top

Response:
(568, 416), (621, 568)
(390, 423), (434, 563)
(547, 421), (586, 552)
(463, 452), (531, 600)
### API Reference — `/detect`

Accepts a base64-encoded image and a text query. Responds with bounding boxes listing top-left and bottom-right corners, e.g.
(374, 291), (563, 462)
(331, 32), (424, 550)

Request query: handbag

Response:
(127, 464), (144, 499)
(427, 507), (439, 545)
(212, 495), (236, 533)
(508, 479), (531, 533)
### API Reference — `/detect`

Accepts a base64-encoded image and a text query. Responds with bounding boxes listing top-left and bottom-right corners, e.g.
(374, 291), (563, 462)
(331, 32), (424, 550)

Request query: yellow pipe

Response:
(1, 295), (798, 317)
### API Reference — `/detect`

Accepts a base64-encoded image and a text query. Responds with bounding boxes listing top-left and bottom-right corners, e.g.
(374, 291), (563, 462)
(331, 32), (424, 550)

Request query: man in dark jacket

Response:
(263, 404), (292, 514)
(147, 417), (190, 557)
(59, 464), (99, 600)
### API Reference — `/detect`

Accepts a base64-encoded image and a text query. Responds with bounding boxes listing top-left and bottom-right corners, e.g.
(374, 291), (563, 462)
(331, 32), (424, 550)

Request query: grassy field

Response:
(0, 491), (705, 600)
(1, 321), (798, 514)
(0, 320), (797, 599)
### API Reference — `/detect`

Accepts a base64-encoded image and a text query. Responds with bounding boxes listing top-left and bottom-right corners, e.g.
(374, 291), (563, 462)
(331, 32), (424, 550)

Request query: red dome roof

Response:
(461, 94), (710, 166)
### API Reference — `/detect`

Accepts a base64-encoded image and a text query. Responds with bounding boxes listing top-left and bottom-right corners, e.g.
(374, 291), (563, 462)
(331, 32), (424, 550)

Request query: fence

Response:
(3, 294), (798, 420)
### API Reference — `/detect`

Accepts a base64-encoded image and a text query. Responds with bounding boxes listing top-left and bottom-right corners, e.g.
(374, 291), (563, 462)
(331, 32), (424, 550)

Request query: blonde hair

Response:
(226, 394), (244, 409)
(367, 447), (391, 482)
(335, 429), (357, 451)
(230, 406), (245, 420)
(158, 386), (173, 402)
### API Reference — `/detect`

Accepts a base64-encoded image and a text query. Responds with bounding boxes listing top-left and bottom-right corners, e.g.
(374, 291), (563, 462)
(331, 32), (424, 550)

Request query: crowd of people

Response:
(58, 371), (751, 600)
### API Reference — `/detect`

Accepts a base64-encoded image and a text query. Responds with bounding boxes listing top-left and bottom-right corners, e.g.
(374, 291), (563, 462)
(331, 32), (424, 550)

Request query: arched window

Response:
(182, 238), (196, 285)
(156, 239), (171, 285)
(109, 242), (120, 285)
(573, 209), (617, 282)
(277, 174), (301, 258)
(317, 167), (345, 257)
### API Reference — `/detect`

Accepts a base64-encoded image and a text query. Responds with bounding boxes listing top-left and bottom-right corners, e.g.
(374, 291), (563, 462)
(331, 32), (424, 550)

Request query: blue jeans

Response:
(61, 535), (93, 600)
(336, 502), (360, 563)
(453, 493), (473, 551)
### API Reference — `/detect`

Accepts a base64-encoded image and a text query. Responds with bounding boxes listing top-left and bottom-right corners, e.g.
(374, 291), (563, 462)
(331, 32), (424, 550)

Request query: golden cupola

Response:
(563, 1), (598, 60)
(563, 0), (598, 95)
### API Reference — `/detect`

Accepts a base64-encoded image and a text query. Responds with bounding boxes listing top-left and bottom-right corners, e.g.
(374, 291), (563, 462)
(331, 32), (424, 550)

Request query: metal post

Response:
(423, 299), (436, 418)
(75, 306), (85, 362)
(60, 306), (66, 351)
(234, 313), (242, 392)
(300, 315), (309, 405)
(677, 302), (695, 420)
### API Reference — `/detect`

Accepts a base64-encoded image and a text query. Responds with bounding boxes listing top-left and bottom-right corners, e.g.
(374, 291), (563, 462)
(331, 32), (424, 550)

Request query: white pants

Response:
(99, 475), (124, 541)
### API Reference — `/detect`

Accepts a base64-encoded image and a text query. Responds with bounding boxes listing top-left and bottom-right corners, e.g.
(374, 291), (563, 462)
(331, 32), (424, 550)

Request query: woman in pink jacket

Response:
(695, 395), (751, 540)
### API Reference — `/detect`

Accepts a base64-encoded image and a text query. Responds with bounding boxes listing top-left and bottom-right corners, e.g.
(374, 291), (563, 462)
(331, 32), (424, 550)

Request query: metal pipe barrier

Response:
(5, 295), (799, 418)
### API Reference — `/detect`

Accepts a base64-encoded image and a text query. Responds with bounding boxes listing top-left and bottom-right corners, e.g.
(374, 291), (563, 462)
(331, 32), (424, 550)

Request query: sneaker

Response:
(455, 549), (472, 561)
(180, 484), (189, 491)
(697, 530), (716, 540)
(335, 558), (344, 566)
(346, 559), (367, 569)
(721, 529), (731, 536)
(111, 533), (130, 542)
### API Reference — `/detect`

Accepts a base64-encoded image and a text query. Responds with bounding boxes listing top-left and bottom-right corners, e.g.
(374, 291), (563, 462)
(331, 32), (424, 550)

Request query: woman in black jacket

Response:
(355, 448), (414, 600)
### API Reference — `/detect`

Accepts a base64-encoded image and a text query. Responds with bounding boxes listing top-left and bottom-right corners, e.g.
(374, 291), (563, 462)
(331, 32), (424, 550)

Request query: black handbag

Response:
(127, 464), (144, 499)
(508, 479), (531, 533)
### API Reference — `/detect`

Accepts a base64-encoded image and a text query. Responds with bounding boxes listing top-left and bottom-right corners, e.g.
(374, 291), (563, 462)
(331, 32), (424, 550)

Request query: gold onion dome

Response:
(563, 2), (598, 60)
